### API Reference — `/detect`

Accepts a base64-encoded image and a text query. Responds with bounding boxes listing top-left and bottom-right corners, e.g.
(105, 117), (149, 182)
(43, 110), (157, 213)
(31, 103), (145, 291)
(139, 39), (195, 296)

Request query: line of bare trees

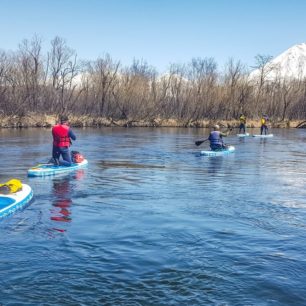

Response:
(1, 36), (306, 125)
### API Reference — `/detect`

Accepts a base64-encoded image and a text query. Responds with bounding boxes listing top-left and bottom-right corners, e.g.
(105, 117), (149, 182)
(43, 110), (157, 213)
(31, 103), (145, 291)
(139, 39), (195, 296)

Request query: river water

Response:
(1, 127), (306, 305)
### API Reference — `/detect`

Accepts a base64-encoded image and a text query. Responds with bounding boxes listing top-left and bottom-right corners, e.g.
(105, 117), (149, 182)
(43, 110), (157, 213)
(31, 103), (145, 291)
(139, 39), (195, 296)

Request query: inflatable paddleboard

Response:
(0, 184), (33, 219)
(200, 146), (235, 156)
(237, 133), (250, 137)
(252, 134), (273, 138)
(28, 159), (88, 177)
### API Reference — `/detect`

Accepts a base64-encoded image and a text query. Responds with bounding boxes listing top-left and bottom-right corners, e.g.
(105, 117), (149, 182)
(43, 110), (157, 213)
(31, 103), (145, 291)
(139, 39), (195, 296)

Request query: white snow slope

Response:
(249, 43), (306, 81)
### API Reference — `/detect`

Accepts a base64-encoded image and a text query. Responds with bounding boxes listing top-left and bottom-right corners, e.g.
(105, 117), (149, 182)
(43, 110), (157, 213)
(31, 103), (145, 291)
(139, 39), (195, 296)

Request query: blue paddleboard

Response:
(0, 184), (33, 219)
(28, 159), (88, 177)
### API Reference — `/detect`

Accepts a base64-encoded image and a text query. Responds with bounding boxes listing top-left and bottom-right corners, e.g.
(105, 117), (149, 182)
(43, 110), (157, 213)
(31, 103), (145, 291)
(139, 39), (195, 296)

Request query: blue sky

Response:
(1, 0), (306, 72)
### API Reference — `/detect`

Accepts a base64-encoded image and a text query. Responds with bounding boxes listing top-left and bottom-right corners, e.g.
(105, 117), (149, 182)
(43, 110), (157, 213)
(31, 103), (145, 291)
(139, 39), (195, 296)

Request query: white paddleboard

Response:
(252, 134), (273, 138)
(237, 133), (250, 137)
(200, 146), (235, 156)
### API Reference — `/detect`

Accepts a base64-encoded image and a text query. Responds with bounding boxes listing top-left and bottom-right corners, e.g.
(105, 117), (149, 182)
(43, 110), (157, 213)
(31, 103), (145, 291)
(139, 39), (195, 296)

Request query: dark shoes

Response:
(48, 158), (60, 166)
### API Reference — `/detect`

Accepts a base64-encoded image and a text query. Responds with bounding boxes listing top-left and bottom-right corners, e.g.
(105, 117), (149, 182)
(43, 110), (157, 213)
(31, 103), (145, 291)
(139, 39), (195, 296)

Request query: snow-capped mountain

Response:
(249, 43), (306, 80)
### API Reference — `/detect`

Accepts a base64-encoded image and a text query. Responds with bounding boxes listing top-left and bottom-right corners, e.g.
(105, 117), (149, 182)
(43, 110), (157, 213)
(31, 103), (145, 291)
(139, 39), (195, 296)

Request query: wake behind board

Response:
(200, 146), (235, 157)
(28, 159), (88, 177)
(0, 184), (33, 219)
(237, 133), (250, 137)
(252, 134), (273, 138)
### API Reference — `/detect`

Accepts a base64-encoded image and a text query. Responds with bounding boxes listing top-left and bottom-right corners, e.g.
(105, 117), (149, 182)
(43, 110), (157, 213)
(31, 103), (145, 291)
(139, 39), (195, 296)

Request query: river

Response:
(1, 127), (306, 305)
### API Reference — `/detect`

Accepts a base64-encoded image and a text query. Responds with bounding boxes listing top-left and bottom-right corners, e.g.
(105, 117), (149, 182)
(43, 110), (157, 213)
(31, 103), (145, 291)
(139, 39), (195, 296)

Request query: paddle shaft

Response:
(195, 139), (208, 146)
(32, 163), (54, 169)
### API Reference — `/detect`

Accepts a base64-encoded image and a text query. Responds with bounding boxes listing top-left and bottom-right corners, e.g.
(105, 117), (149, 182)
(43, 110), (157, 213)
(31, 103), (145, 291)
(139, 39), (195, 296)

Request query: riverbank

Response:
(0, 114), (303, 128)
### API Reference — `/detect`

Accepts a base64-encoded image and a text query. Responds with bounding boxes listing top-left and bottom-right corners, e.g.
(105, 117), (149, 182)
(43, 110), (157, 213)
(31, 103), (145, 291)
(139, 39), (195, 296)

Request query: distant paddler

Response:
(238, 114), (247, 134)
(260, 114), (269, 135)
(208, 124), (232, 151)
(195, 124), (232, 151)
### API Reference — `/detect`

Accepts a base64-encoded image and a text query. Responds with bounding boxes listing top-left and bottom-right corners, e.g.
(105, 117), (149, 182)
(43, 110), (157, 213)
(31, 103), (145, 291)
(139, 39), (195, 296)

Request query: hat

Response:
(59, 115), (69, 123)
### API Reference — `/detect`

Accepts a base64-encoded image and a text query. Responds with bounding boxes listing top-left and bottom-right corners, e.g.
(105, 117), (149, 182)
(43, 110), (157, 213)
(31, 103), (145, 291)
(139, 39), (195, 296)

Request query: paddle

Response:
(195, 139), (208, 146)
(31, 157), (61, 168)
(31, 163), (54, 169)
(221, 127), (233, 147)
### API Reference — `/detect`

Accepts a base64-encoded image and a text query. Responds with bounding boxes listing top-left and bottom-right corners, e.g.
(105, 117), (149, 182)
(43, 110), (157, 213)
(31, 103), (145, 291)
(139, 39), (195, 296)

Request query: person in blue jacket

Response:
(208, 125), (230, 151)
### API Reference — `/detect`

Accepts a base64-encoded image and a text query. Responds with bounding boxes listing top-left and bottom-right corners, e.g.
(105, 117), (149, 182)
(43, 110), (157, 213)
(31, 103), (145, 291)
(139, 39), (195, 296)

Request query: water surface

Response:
(1, 127), (306, 305)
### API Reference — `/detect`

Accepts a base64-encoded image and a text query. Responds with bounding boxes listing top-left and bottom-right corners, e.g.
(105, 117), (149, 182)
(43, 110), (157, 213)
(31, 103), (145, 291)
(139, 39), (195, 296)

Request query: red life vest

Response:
(52, 124), (71, 147)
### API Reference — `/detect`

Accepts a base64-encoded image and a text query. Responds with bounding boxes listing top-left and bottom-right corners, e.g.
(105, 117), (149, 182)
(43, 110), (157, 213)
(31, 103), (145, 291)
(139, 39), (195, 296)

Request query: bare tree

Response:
(251, 54), (274, 114)
(17, 35), (43, 111)
(87, 54), (120, 116)
(47, 36), (80, 113)
(2, 36), (306, 126)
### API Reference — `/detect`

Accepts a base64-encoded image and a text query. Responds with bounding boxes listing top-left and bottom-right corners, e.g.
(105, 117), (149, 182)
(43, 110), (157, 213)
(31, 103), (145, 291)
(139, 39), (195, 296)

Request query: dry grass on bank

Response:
(0, 113), (303, 129)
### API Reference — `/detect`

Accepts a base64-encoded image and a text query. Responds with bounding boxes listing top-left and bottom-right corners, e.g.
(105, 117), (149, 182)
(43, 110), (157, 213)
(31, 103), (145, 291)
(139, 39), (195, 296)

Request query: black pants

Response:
(52, 146), (72, 166)
(260, 125), (268, 135)
(239, 123), (246, 133)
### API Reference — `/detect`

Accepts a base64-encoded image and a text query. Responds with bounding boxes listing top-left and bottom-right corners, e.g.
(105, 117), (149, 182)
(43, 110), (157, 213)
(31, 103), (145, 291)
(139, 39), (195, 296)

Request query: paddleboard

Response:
(28, 159), (88, 177)
(237, 133), (250, 137)
(200, 146), (235, 156)
(252, 134), (273, 138)
(0, 184), (33, 219)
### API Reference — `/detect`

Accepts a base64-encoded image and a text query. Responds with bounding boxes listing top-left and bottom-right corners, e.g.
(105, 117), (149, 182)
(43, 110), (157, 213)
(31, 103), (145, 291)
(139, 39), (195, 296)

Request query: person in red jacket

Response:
(51, 115), (76, 166)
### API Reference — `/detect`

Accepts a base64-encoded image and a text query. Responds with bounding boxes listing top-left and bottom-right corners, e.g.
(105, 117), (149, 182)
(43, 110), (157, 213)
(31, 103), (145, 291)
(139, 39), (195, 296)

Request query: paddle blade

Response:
(31, 163), (54, 169)
(195, 140), (206, 146)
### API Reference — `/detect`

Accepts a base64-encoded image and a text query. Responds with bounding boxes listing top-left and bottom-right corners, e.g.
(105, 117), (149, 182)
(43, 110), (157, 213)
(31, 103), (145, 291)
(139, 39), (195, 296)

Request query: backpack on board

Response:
(0, 179), (22, 194)
(71, 151), (84, 164)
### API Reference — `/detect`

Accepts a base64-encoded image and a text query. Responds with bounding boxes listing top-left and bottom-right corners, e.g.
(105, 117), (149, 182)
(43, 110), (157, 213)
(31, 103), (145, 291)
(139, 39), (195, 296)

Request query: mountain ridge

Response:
(249, 42), (306, 80)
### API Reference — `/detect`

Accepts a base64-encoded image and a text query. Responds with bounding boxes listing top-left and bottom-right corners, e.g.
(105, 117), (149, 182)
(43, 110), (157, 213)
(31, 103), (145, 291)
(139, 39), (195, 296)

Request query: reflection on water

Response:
(50, 170), (85, 232)
(98, 160), (166, 169)
(51, 178), (72, 226)
(206, 156), (223, 175)
(1, 128), (306, 305)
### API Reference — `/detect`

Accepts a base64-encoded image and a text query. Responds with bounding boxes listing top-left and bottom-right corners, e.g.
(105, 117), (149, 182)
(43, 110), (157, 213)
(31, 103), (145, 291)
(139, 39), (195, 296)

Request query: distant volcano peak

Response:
(249, 42), (306, 80)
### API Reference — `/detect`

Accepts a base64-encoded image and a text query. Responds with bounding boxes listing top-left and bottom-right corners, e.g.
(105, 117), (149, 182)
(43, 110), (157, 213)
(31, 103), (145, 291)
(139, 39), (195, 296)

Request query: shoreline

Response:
(0, 114), (304, 129)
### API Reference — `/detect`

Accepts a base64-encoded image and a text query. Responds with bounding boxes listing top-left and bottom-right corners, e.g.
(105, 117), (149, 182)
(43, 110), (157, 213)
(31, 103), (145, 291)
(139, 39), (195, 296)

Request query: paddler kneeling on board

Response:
(51, 115), (76, 166)
(208, 125), (230, 151)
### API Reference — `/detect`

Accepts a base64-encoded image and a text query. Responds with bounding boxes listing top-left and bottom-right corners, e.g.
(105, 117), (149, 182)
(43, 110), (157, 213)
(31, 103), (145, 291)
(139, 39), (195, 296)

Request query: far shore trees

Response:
(1, 35), (306, 126)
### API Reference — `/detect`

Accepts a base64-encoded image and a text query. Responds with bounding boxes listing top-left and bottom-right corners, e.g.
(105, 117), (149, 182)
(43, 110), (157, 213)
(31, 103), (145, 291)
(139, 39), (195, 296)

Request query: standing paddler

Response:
(238, 114), (247, 134)
(260, 114), (269, 135)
